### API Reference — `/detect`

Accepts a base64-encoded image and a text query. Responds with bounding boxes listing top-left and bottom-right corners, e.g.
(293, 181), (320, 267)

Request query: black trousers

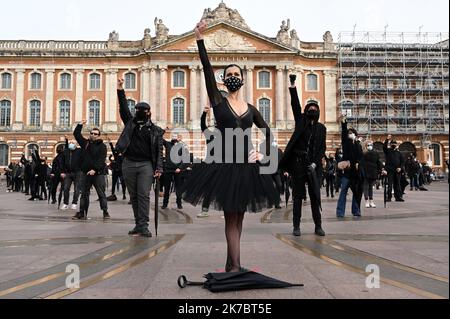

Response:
(51, 176), (62, 202)
(387, 171), (403, 200)
(292, 162), (322, 228)
(79, 174), (108, 215)
(325, 175), (335, 197)
(163, 172), (183, 206)
(111, 171), (126, 196)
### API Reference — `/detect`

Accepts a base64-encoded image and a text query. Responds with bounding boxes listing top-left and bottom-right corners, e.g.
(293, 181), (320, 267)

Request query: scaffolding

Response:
(337, 31), (449, 138)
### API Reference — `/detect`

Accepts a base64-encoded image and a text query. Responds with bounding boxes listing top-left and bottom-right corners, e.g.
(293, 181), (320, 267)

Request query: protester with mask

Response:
(361, 140), (384, 208)
(336, 115), (363, 217)
(383, 135), (405, 202)
(72, 122), (109, 220)
(117, 79), (164, 238)
(279, 74), (327, 237)
(60, 137), (82, 210)
(405, 153), (420, 191)
(325, 154), (337, 198)
(49, 144), (65, 204)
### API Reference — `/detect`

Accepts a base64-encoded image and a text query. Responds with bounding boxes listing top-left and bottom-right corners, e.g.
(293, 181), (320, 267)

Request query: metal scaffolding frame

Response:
(337, 31), (449, 139)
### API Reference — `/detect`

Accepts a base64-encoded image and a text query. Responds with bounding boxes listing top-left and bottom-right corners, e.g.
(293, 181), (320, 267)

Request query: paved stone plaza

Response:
(0, 181), (448, 299)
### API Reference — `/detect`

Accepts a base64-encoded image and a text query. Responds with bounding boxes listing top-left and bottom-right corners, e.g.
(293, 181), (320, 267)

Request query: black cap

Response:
(135, 102), (150, 110)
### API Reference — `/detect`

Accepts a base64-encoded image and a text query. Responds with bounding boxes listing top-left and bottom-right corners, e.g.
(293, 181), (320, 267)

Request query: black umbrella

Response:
(383, 175), (388, 208)
(178, 271), (303, 293)
(154, 176), (160, 237)
(57, 181), (64, 210)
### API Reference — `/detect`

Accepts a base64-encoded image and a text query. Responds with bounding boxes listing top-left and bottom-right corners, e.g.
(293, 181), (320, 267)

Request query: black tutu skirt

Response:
(182, 162), (279, 213)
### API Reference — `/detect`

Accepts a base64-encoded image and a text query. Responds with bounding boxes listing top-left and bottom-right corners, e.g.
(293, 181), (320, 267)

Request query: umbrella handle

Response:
(177, 275), (203, 288)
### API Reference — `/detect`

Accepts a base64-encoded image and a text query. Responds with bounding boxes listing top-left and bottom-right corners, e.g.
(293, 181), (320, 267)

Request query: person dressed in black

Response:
(161, 135), (188, 210)
(325, 154), (337, 198)
(336, 115), (364, 217)
(60, 138), (83, 210)
(361, 141), (384, 208)
(383, 135), (405, 202)
(182, 21), (279, 273)
(72, 122), (109, 220)
(107, 139), (127, 201)
(405, 153), (420, 191)
(29, 150), (47, 201)
(49, 145), (65, 204)
(116, 79), (164, 238)
(279, 75), (326, 237)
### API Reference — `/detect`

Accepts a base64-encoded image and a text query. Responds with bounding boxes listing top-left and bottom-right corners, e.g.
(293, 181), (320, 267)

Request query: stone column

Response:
(276, 65), (286, 129)
(12, 69), (25, 131)
(189, 65), (198, 128)
(324, 70), (339, 133)
(245, 66), (254, 105)
(43, 69), (55, 131)
(140, 66), (150, 103)
(159, 65), (168, 128)
(74, 69), (84, 124)
(149, 66), (157, 120)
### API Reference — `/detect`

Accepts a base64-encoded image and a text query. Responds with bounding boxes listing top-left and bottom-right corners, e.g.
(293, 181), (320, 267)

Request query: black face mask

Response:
(135, 109), (149, 123)
(224, 76), (243, 92)
(306, 109), (320, 121)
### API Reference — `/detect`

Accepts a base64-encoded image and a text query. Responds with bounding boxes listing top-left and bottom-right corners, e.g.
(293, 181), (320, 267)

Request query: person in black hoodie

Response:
(361, 140), (384, 208)
(325, 154), (337, 198)
(336, 115), (363, 217)
(72, 121), (109, 220)
(161, 135), (188, 210)
(383, 135), (405, 202)
(279, 74), (326, 237)
(116, 79), (164, 238)
(405, 153), (420, 191)
(49, 145), (65, 204)
(61, 137), (83, 210)
(107, 139), (126, 201)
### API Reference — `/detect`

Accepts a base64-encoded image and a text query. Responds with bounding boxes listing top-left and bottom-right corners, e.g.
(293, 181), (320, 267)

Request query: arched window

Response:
(29, 100), (41, 127)
(431, 143), (442, 166)
(89, 73), (101, 90)
(399, 142), (417, 158)
(125, 72), (136, 90)
(89, 100), (100, 127)
(173, 98), (185, 125)
(59, 100), (71, 127)
(0, 144), (9, 166)
(173, 71), (185, 88)
(258, 71), (271, 89)
(127, 99), (136, 116)
(1, 72), (12, 90)
(27, 143), (39, 159)
(60, 73), (72, 90)
(30, 72), (42, 90)
(259, 98), (271, 123)
(0, 100), (11, 126)
(307, 73), (318, 91)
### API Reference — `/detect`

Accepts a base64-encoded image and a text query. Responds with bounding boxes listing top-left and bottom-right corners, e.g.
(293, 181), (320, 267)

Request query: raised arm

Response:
(117, 79), (133, 125)
(340, 116), (348, 145)
(201, 112), (208, 132)
(195, 21), (223, 107)
(289, 75), (302, 122)
(73, 122), (87, 149)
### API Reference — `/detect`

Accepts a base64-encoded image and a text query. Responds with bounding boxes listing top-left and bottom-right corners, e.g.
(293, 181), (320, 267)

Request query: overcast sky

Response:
(1, 0), (448, 42)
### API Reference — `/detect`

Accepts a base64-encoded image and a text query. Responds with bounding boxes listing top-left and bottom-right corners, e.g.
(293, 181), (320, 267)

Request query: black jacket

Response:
(116, 89), (164, 173)
(279, 87), (327, 173)
(383, 140), (404, 172)
(73, 124), (107, 175)
(51, 153), (65, 176)
(361, 151), (383, 180)
(405, 158), (420, 175)
(340, 121), (363, 179)
(61, 147), (82, 174)
(163, 139), (191, 173)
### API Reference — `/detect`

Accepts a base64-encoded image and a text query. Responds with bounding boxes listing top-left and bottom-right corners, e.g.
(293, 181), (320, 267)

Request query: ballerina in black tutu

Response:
(182, 21), (279, 273)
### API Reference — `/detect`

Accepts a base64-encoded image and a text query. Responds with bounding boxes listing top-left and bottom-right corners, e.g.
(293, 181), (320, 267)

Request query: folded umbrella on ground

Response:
(178, 270), (303, 293)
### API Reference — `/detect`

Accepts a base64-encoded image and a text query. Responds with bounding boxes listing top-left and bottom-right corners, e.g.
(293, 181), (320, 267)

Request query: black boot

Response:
(315, 226), (326, 237)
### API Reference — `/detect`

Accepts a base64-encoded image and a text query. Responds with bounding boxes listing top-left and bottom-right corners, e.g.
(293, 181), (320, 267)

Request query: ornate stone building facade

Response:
(0, 2), (339, 166)
(0, 2), (447, 170)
